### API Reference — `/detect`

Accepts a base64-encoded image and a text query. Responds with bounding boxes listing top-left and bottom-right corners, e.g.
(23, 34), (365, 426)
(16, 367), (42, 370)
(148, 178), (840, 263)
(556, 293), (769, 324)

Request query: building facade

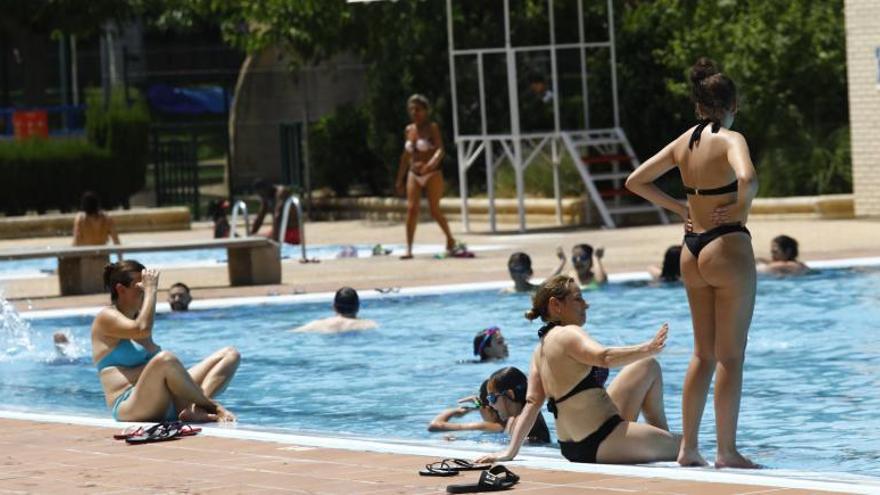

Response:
(845, 0), (880, 216)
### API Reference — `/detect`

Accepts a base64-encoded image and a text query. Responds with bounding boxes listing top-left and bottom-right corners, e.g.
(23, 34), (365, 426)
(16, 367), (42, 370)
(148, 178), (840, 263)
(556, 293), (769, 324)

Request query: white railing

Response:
(229, 200), (250, 238)
(279, 195), (307, 262)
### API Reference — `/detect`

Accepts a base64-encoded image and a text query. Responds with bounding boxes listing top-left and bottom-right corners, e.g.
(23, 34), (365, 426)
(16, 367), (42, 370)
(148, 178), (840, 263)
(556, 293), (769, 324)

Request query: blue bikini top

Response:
(95, 339), (160, 371)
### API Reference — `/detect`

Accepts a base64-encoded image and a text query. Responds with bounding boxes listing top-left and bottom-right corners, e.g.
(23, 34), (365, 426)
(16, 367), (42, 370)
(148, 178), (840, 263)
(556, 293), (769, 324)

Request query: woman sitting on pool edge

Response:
(477, 275), (679, 465)
(428, 368), (551, 444)
(91, 260), (239, 422)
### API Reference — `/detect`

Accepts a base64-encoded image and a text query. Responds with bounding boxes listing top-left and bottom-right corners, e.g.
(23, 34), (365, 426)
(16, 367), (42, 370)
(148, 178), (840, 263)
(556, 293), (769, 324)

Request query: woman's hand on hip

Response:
(711, 203), (736, 226)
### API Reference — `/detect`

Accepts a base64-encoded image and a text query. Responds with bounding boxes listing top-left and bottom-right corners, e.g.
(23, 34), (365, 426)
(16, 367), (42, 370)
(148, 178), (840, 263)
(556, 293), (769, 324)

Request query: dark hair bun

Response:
(103, 262), (116, 290)
(690, 57), (719, 85)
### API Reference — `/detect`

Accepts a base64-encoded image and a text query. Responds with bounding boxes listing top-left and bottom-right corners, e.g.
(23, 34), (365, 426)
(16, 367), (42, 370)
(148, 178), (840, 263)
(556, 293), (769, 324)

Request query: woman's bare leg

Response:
(424, 173), (455, 251)
(597, 421), (679, 464)
(699, 234), (758, 468)
(116, 351), (230, 422)
(187, 346), (241, 398)
(679, 248), (716, 467)
(607, 358), (669, 430)
(403, 174), (422, 258)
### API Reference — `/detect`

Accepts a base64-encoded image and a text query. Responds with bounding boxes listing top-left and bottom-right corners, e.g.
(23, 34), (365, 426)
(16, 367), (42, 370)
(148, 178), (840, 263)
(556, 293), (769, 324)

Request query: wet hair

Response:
(80, 191), (100, 216)
(525, 275), (578, 322)
(103, 260), (146, 302)
(169, 282), (190, 293)
(252, 178), (274, 198)
(690, 57), (736, 123)
(773, 235), (799, 261)
(479, 379), (490, 406)
(507, 252), (532, 271)
(333, 286), (360, 317)
(572, 244), (594, 261)
(488, 367), (528, 404)
(660, 245), (682, 282)
(472, 327), (500, 360)
(407, 93), (430, 111)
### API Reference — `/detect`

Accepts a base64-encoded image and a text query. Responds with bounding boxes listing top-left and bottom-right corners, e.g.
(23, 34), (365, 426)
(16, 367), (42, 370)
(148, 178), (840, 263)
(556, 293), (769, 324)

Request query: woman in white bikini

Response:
(626, 58), (759, 468)
(394, 94), (456, 259)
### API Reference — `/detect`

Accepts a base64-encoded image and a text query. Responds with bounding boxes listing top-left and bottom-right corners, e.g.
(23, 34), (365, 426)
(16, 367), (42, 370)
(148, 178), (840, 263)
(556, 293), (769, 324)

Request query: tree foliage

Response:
(159, 0), (850, 197)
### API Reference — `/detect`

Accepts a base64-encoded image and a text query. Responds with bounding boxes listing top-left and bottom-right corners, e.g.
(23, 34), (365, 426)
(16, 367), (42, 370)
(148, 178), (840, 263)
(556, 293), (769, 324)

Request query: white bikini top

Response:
(404, 138), (434, 153)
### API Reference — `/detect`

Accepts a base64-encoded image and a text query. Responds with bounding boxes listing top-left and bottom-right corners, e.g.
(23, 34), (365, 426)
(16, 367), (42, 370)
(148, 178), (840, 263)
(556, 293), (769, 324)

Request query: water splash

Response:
(0, 294), (35, 359)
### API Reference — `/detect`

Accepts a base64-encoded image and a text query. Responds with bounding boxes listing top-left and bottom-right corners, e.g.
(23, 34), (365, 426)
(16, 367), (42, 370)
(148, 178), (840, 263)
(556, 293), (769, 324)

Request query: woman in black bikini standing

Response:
(394, 94), (456, 259)
(626, 58), (759, 468)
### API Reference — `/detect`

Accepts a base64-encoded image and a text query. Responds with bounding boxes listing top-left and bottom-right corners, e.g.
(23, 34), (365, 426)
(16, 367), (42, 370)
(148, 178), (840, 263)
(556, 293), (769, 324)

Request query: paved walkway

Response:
(2, 216), (880, 311)
(0, 419), (851, 494)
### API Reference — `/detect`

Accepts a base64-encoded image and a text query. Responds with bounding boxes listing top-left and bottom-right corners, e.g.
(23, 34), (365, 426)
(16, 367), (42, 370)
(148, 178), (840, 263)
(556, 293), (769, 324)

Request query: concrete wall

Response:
(845, 0), (880, 217)
(229, 48), (367, 193)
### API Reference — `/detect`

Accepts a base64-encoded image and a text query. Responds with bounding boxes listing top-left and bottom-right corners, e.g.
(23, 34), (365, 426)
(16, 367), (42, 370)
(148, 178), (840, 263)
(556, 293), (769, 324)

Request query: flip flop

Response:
(160, 421), (202, 437)
(125, 422), (182, 445)
(446, 465), (519, 493)
(419, 460), (460, 477)
(113, 425), (145, 440)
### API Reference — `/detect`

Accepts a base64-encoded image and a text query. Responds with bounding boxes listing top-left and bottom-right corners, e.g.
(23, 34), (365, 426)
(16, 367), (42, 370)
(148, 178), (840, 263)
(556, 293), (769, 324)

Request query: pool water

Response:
(0, 243), (452, 279)
(2, 267), (880, 478)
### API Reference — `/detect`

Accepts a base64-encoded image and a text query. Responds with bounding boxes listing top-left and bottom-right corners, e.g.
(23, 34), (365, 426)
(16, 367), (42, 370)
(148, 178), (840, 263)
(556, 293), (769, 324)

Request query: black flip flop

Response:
(419, 460), (460, 477)
(125, 422), (182, 445)
(446, 465), (519, 493)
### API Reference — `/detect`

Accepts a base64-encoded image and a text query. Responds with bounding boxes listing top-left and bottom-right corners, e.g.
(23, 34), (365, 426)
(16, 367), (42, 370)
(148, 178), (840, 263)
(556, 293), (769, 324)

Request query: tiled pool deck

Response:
(2, 216), (880, 493)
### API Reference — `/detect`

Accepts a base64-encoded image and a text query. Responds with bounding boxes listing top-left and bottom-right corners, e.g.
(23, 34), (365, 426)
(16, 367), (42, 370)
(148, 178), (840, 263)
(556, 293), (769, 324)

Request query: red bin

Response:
(12, 110), (49, 140)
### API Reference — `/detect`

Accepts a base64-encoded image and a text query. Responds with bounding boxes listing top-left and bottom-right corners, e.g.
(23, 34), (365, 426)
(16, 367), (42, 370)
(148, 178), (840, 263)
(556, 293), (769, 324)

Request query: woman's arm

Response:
(72, 213), (84, 245)
(549, 246), (566, 277)
(476, 354), (546, 462)
(424, 123), (445, 173)
(107, 215), (123, 260)
(427, 407), (504, 432)
(568, 323), (667, 368)
(93, 269), (159, 340)
(711, 133), (759, 226)
(592, 247), (608, 284)
(625, 139), (689, 220)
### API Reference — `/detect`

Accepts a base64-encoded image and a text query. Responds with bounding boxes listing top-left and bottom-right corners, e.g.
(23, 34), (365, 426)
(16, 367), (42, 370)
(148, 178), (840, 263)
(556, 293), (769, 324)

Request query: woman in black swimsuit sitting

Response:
(625, 58), (759, 468)
(476, 276), (679, 465)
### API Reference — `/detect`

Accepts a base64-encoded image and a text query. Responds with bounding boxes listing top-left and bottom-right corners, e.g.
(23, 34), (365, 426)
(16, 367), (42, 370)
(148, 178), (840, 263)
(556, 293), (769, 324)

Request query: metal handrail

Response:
(279, 195), (307, 262)
(229, 200), (250, 238)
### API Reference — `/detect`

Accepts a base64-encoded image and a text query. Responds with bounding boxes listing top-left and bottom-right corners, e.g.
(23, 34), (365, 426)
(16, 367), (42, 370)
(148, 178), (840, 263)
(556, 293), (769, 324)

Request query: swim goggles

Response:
(474, 327), (500, 356)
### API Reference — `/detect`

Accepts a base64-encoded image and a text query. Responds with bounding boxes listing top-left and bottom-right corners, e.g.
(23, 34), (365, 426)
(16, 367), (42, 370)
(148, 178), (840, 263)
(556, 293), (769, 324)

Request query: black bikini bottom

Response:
(683, 224), (750, 257)
(558, 414), (623, 464)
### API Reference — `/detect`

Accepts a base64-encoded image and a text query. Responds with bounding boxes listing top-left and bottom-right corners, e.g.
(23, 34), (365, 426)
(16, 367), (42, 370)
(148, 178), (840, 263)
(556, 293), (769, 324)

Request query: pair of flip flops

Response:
(113, 421), (201, 445)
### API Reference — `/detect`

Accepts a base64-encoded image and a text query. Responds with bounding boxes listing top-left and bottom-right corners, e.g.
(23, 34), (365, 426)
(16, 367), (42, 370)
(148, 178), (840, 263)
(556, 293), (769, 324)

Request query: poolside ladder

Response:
(280, 195), (308, 262)
(230, 200), (250, 238)
(560, 129), (669, 228)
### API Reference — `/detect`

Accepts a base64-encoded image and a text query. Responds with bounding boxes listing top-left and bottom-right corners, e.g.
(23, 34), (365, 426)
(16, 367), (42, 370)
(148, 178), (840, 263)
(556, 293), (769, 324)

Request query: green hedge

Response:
(0, 139), (114, 215)
(309, 104), (386, 196)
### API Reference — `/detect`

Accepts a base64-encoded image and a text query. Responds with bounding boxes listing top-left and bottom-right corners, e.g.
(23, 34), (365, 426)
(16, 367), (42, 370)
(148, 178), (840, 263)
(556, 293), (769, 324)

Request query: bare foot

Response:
(715, 451), (761, 469)
(178, 404), (218, 423)
(400, 253), (413, 260)
(446, 239), (456, 252)
(678, 447), (709, 467)
(215, 405), (237, 423)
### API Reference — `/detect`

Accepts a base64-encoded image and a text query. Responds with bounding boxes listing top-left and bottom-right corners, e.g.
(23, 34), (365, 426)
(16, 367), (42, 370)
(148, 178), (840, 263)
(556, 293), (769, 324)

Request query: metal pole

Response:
(457, 145), (469, 232)
(70, 35), (79, 106)
(58, 35), (70, 132)
(548, 0), (561, 134)
(577, 0), (590, 129)
(477, 52), (496, 231)
(446, 0), (466, 231)
(607, 0), (620, 128)
(504, 0), (526, 232)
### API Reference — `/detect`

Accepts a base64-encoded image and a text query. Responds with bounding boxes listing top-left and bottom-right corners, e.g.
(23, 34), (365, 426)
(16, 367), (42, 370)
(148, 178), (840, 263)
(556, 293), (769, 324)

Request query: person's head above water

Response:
(660, 245), (682, 282)
(771, 235), (799, 262)
(168, 282), (192, 311)
(507, 252), (533, 281)
(571, 244), (594, 272)
(525, 275), (587, 326)
(486, 366), (528, 421)
(473, 326), (509, 361)
(690, 57), (737, 128)
(103, 260), (146, 304)
(80, 191), (101, 216)
(333, 287), (360, 318)
(407, 93), (430, 125)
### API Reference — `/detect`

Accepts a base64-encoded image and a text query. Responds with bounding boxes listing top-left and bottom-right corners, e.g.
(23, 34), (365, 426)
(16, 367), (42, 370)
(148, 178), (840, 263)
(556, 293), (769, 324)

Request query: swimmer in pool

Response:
(569, 244), (607, 288)
(626, 57), (759, 468)
(429, 368), (550, 444)
(476, 276), (679, 465)
(292, 287), (377, 333)
(648, 245), (683, 283)
(757, 235), (808, 275)
(91, 260), (239, 422)
(504, 249), (566, 293)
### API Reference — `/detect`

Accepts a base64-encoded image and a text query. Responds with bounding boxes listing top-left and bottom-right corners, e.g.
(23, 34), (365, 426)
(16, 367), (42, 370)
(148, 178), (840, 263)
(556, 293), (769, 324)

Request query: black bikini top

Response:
(684, 120), (738, 196)
(539, 321), (611, 417)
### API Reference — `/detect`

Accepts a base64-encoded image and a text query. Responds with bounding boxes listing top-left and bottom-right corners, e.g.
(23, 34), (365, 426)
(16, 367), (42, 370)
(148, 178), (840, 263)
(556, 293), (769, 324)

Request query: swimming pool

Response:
(2, 266), (880, 479)
(0, 242), (494, 279)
